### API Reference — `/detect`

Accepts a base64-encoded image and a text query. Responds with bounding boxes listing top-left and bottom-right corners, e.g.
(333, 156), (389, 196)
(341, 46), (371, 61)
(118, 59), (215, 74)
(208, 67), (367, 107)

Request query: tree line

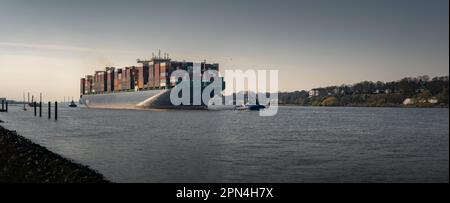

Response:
(278, 76), (449, 107)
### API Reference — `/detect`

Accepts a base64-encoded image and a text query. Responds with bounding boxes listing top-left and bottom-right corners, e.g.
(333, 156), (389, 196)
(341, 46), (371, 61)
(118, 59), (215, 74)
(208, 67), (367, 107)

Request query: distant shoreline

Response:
(277, 104), (449, 108)
(0, 120), (109, 183)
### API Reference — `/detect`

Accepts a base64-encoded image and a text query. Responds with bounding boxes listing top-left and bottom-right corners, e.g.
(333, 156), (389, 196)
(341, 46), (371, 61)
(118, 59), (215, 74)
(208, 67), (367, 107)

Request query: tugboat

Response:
(247, 99), (266, 111)
(69, 100), (78, 108)
(235, 99), (266, 111)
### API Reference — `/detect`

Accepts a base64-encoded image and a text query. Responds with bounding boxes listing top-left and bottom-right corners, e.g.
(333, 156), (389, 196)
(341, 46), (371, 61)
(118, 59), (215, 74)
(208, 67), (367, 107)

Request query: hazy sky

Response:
(0, 0), (448, 101)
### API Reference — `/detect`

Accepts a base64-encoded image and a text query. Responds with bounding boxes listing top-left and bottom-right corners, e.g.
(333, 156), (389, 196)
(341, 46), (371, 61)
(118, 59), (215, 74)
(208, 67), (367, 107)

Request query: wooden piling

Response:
(5, 101), (8, 112)
(48, 102), (51, 119)
(34, 102), (37, 116)
(55, 102), (58, 121)
(39, 102), (42, 117)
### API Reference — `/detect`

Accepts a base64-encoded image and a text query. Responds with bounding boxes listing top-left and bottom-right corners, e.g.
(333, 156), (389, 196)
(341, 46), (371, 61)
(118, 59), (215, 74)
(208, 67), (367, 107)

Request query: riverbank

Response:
(278, 103), (449, 108)
(0, 120), (109, 183)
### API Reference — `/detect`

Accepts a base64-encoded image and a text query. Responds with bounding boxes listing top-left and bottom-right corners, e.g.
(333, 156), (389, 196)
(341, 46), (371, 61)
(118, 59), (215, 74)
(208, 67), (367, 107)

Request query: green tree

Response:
(321, 97), (339, 106)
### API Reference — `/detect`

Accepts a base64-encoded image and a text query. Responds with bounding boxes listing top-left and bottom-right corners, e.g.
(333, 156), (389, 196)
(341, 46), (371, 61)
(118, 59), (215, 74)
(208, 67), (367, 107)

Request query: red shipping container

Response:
(148, 63), (154, 88)
(137, 65), (144, 89)
(80, 78), (86, 95)
(154, 63), (160, 88)
(160, 62), (167, 87)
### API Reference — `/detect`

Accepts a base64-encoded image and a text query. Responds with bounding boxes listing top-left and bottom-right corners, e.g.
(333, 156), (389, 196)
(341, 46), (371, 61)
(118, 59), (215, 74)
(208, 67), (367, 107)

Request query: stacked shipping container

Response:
(106, 67), (115, 93)
(137, 62), (150, 89)
(148, 63), (154, 88)
(93, 71), (107, 93)
(169, 62), (180, 87)
(86, 75), (93, 94)
(154, 63), (160, 88)
(80, 59), (220, 95)
(94, 72), (99, 93)
(137, 65), (144, 89)
(120, 66), (137, 91)
(160, 62), (167, 88)
(80, 78), (86, 96)
(130, 67), (137, 90)
(122, 68), (128, 91)
(115, 69), (122, 91)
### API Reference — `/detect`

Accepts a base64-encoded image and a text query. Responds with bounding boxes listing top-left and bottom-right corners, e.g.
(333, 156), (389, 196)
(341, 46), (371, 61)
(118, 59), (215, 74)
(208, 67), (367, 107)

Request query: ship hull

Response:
(80, 89), (208, 110)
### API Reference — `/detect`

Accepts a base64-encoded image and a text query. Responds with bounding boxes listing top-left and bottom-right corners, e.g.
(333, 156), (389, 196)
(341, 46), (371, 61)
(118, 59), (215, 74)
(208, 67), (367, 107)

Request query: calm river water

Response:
(1, 105), (448, 182)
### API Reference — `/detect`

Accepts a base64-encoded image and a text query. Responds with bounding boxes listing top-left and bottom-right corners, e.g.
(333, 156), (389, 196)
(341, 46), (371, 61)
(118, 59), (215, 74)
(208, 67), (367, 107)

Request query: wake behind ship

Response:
(79, 52), (224, 110)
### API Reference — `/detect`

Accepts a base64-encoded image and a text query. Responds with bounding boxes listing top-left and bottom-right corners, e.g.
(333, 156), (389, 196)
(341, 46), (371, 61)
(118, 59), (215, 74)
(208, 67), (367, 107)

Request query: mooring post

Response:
(48, 102), (51, 119)
(34, 102), (37, 116)
(1, 100), (4, 111)
(5, 101), (8, 112)
(55, 102), (58, 121)
(39, 102), (42, 117)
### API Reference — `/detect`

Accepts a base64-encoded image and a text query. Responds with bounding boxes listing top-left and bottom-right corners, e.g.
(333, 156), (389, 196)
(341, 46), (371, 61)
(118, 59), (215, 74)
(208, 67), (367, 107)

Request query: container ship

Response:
(79, 52), (224, 110)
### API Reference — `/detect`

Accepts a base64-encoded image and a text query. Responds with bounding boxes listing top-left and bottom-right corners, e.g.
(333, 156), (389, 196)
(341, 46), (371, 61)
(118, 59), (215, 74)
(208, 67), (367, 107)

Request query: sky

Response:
(0, 0), (448, 101)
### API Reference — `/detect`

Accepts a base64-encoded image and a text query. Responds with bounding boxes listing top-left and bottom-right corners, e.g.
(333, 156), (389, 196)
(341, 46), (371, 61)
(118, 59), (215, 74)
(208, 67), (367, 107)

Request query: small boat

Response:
(235, 100), (266, 111)
(235, 104), (248, 111)
(69, 100), (78, 108)
(247, 103), (266, 111)
(27, 95), (37, 107)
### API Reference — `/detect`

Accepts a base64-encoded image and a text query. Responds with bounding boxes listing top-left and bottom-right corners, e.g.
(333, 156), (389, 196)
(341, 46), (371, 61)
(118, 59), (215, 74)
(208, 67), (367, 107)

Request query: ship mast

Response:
(23, 92), (27, 111)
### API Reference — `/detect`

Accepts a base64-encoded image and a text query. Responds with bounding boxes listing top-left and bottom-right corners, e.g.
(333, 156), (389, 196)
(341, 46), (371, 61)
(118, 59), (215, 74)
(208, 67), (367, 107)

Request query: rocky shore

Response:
(0, 120), (109, 183)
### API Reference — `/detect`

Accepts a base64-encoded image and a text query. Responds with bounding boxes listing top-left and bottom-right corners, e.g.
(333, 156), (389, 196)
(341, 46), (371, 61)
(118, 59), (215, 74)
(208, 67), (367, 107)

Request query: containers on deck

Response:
(137, 65), (144, 89)
(106, 67), (115, 93)
(80, 78), (86, 95)
(80, 56), (221, 95)
(93, 71), (107, 93)
(84, 75), (93, 94)
(154, 63), (160, 88)
(160, 62), (167, 88)
(115, 69), (123, 91)
(148, 63), (155, 88)
(122, 66), (137, 91)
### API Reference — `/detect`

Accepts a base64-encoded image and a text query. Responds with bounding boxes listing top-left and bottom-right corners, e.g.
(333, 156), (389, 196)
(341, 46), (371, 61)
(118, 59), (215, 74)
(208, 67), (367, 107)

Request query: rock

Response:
(1, 125), (110, 183)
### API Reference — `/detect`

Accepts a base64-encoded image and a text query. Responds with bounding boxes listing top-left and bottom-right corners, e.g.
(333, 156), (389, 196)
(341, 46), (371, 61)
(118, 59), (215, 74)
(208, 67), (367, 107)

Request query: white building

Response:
(428, 98), (439, 104)
(308, 89), (320, 98)
(403, 98), (415, 105)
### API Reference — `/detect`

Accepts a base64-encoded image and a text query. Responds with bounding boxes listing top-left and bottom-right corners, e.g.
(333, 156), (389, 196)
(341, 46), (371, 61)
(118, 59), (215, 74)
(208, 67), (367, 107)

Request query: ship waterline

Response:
(80, 89), (209, 110)
(81, 89), (163, 109)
